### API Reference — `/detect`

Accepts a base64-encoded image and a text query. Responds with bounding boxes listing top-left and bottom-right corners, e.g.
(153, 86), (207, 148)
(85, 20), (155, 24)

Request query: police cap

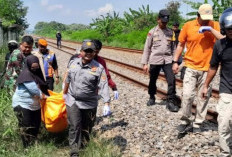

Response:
(81, 40), (96, 52)
(159, 9), (170, 23)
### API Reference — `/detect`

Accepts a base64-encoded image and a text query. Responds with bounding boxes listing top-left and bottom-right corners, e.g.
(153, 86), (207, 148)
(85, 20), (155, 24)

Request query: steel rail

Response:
(46, 40), (218, 123)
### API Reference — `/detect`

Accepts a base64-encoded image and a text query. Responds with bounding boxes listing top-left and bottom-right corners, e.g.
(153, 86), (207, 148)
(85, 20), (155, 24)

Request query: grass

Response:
(0, 78), (121, 157)
(36, 27), (151, 50)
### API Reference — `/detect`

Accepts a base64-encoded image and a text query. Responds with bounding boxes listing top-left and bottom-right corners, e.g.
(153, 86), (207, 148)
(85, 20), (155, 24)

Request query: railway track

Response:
(36, 36), (143, 54)
(45, 39), (218, 123)
(45, 39), (219, 98)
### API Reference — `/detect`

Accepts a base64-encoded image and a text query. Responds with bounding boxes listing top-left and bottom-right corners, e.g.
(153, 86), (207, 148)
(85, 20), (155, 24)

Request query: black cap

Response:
(159, 9), (170, 23)
(173, 22), (179, 26)
(81, 40), (96, 51)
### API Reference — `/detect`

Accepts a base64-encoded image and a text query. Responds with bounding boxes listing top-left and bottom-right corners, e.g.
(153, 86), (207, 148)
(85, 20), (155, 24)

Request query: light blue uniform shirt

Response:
(12, 81), (41, 111)
(66, 58), (110, 109)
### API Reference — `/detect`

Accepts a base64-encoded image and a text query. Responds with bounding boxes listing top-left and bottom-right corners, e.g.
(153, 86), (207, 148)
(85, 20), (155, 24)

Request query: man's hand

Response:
(63, 94), (67, 101)
(199, 26), (212, 33)
(55, 77), (59, 85)
(114, 91), (119, 100)
(103, 103), (111, 117)
(143, 64), (149, 74)
(201, 85), (208, 99)
(172, 63), (179, 74)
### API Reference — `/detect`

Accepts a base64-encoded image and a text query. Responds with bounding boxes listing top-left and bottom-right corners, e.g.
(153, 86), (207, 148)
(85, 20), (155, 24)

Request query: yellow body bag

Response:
(41, 90), (67, 133)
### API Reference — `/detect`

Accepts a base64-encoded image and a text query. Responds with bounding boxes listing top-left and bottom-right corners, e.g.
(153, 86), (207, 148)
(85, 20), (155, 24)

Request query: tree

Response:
(0, 0), (28, 29)
(123, 5), (157, 31)
(34, 21), (66, 34)
(90, 11), (124, 42)
(166, 1), (185, 26)
(183, 0), (232, 21)
(66, 24), (90, 31)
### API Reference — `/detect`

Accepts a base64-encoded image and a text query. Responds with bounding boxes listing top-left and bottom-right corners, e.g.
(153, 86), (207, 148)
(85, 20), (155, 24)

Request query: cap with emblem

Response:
(159, 9), (170, 23)
(198, 4), (213, 20)
(81, 40), (96, 51)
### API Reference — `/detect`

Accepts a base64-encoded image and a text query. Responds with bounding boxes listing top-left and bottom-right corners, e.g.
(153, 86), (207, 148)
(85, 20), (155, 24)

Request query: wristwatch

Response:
(172, 60), (178, 64)
(56, 76), (60, 78)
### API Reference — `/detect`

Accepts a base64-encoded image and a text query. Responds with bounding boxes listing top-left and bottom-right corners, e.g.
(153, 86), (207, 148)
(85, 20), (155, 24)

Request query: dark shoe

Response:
(147, 98), (155, 106)
(193, 127), (201, 133)
(177, 132), (187, 139)
(173, 95), (181, 107)
(192, 126), (205, 133)
(177, 124), (193, 133)
(166, 100), (179, 112)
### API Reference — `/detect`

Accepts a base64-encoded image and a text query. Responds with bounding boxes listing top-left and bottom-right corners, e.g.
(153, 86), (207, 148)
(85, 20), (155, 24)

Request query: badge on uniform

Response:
(101, 74), (106, 81)
(91, 66), (97, 72)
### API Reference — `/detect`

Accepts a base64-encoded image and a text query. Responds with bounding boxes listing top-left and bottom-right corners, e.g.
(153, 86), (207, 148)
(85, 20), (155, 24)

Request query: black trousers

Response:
(14, 106), (41, 148)
(57, 40), (61, 48)
(46, 77), (54, 91)
(66, 104), (97, 154)
(148, 63), (176, 98)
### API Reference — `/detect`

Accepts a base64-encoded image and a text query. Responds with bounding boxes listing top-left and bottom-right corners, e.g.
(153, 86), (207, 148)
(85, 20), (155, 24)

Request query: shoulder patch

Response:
(101, 74), (106, 81)
(147, 32), (152, 37)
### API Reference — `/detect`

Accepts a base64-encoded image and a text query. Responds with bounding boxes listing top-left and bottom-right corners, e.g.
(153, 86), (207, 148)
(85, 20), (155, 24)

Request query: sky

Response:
(22, 0), (203, 30)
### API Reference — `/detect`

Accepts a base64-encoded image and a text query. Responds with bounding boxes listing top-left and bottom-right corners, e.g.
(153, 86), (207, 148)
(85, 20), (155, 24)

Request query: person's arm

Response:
(63, 82), (69, 94)
(63, 69), (71, 99)
(202, 66), (218, 99)
(141, 30), (153, 74)
(103, 61), (118, 99)
(172, 42), (185, 74)
(52, 54), (59, 84)
(98, 69), (110, 103)
(202, 42), (220, 98)
(98, 68), (111, 116)
(63, 69), (68, 83)
(99, 58), (117, 90)
(199, 24), (224, 40)
(210, 28), (225, 40)
(24, 81), (41, 97)
(203, 66), (218, 88)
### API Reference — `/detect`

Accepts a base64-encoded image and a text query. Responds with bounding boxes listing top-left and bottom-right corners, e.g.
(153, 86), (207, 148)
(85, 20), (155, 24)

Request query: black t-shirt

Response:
(210, 38), (232, 94)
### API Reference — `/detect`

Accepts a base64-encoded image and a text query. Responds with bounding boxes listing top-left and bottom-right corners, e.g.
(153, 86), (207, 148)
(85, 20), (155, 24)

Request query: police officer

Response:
(63, 40), (111, 157)
(202, 8), (232, 157)
(141, 9), (179, 112)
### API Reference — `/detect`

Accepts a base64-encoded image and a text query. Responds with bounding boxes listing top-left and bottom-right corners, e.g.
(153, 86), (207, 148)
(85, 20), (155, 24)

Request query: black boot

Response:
(147, 98), (155, 106)
(166, 98), (180, 112)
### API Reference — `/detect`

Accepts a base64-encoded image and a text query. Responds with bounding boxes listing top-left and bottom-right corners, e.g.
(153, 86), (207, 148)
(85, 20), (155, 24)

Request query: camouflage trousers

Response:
(180, 67), (212, 128)
(217, 93), (232, 157)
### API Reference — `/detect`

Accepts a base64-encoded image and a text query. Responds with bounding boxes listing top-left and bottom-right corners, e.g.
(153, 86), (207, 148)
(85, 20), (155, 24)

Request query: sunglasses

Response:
(83, 49), (95, 53)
